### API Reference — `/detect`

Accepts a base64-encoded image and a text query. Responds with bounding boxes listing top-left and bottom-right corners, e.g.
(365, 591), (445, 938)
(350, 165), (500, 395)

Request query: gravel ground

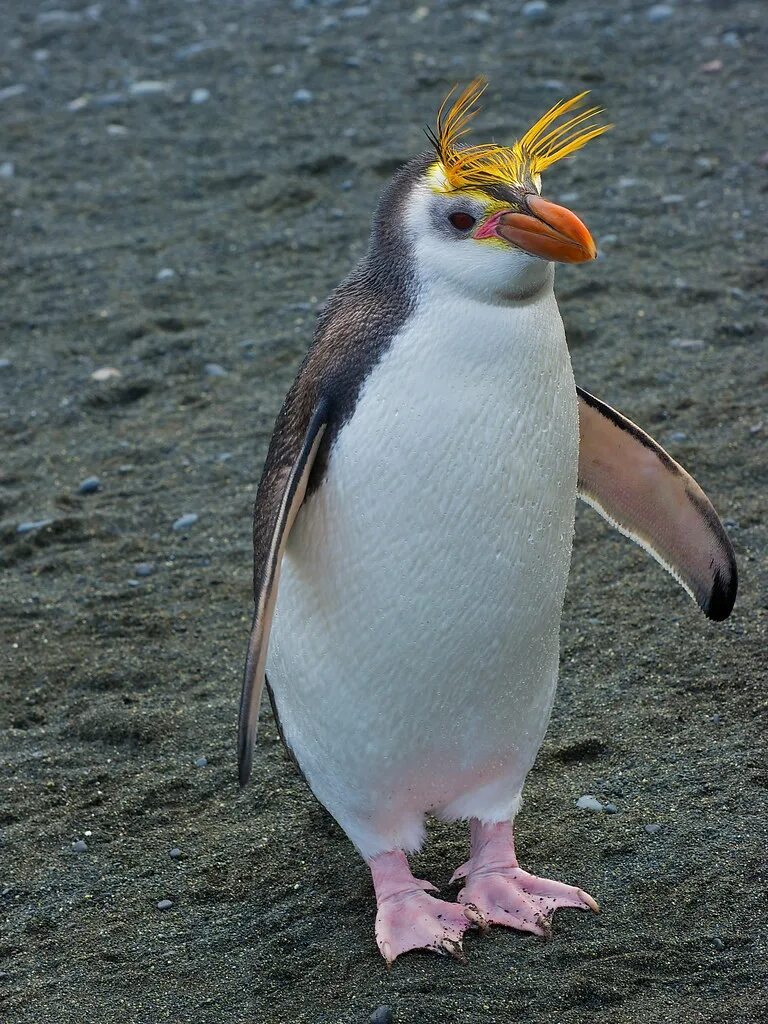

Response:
(1, 2), (766, 1022)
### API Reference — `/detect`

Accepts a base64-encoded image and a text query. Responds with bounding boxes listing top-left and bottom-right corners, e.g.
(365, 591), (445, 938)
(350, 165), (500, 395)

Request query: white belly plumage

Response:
(267, 285), (579, 859)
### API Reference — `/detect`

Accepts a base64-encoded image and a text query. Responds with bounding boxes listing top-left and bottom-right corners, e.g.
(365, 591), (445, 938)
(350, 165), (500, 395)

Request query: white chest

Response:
(267, 284), (579, 850)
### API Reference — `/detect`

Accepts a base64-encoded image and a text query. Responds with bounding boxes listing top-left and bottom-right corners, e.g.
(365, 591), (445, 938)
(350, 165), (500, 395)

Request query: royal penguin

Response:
(238, 79), (737, 964)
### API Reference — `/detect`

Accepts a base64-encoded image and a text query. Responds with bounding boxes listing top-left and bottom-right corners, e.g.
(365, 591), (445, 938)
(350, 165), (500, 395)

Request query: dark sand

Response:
(1, 1), (766, 1022)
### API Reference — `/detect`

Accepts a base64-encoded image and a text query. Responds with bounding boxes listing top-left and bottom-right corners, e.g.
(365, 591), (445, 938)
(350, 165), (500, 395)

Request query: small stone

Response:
(576, 795), (604, 812)
(649, 131), (669, 146)
(644, 823), (663, 835)
(129, 80), (172, 97)
(67, 96), (89, 112)
(93, 92), (125, 108)
(17, 519), (53, 535)
(669, 337), (705, 350)
(0, 161), (15, 179)
(700, 59), (723, 74)
(0, 358), (12, 370)
(78, 475), (101, 495)
(618, 176), (639, 189)
(603, 802), (619, 814)
(661, 194), (684, 204)
(465, 8), (492, 24)
(0, 85), (27, 103)
(156, 267), (175, 281)
(292, 88), (313, 104)
(169, 848), (182, 860)
(106, 124), (129, 137)
(156, 899), (173, 911)
(135, 562), (155, 577)
(203, 362), (227, 377)
(194, 756), (208, 768)
(173, 513), (199, 531)
(669, 431), (687, 442)
(344, 5), (370, 17)
(712, 937), (725, 951)
(521, 1), (550, 21)
(72, 839), (88, 854)
(216, 452), (233, 462)
(190, 88), (210, 105)
(647, 5), (673, 24)
(370, 1007), (393, 1024)
(91, 366), (121, 381)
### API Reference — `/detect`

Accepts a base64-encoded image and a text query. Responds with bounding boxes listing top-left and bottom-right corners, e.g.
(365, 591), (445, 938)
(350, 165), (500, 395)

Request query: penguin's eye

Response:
(448, 211), (476, 232)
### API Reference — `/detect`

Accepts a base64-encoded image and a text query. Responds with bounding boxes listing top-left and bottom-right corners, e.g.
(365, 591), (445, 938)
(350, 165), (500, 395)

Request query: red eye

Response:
(448, 211), (476, 232)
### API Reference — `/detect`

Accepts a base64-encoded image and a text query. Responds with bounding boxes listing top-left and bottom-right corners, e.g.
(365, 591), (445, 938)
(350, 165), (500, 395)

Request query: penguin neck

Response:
(406, 270), (566, 380)
(419, 260), (555, 309)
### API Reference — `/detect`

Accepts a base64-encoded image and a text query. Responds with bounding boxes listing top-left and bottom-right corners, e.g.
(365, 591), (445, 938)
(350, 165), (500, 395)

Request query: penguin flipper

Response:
(575, 387), (737, 621)
(238, 398), (329, 786)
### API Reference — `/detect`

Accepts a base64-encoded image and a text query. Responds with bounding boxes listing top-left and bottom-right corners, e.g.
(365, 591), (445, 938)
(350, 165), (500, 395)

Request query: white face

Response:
(404, 177), (554, 305)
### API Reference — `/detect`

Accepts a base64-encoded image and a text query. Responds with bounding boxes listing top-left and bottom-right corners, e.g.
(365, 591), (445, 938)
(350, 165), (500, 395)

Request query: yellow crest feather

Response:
(428, 76), (611, 190)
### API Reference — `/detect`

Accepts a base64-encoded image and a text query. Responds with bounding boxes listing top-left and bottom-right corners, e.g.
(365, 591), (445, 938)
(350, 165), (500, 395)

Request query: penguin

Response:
(238, 79), (737, 964)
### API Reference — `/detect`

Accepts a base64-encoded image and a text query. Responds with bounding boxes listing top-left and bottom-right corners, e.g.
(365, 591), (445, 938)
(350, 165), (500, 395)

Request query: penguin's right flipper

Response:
(238, 397), (329, 786)
(576, 387), (737, 621)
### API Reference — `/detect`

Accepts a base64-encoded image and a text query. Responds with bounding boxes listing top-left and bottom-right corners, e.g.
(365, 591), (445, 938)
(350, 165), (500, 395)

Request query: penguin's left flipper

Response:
(238, 398), (329, 786)
(576, 387), (737, 621)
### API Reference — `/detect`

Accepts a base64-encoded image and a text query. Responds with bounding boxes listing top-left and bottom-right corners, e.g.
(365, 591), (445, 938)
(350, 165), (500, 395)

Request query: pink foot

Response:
(451, 820), (599, 937)
(369, 850), (474, 965)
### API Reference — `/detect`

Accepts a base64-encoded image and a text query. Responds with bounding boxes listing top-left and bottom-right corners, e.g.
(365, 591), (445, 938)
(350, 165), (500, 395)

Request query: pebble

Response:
(575, 795), (604, 812)
(72, 839), (88, 854)
(135, 562), (155, 577)
(0, 85), (27, 103)
(669, 337), (705, 350)
(0, 358), (12, 370)
(93, 92), (125, 108)
(91, 366), (121, 381)
(173, 513), (199, 531)
(647, 4), (674, 23)
(129, 80), (172, 97)
(370, 1007), (393, 1024)
(661, 193), (684, 204)
(521, 1), (550, 21)
(712, 937), (725, 951)
(344, 5), (370, 17)
(169, 848), (182, 860)
(292, 89), (314, 104)
(0, 161), (15, 179)
(721, 31), (740, 48)
(465, 8), (492, 24)
(644, 823), (663, 834)
(649, 131), (669, 146)
(106, 124), (129, 137)
(156, 899), (173, 911)
(78, 475), (101, 495)
(700, 59), (723, 74)
(156, 267), (175, 281)
(190, 88), (210, 105)
(194, 756), (208, 768)
(603, 802), (619, 814)
(203, 362), (227, 377)
(669, 431), (687, 443)
(17, 519), (53, 535)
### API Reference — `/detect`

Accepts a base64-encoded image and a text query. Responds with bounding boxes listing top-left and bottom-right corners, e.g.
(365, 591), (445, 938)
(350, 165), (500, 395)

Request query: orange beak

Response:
(495, 194), (596, 263)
